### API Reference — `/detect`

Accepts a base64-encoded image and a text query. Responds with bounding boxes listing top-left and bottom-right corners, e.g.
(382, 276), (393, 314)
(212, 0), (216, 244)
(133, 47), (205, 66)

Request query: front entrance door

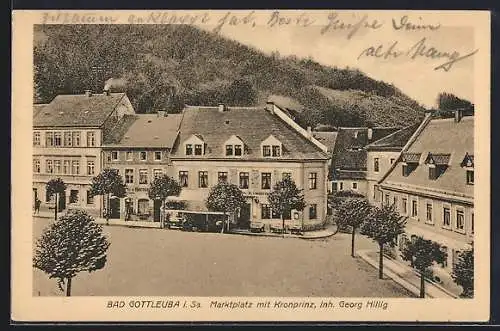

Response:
(153, 199), (161, 222)
(109, 198), (121, 219)
(238, 203), (251, 228)
(58, 190), (66, 212)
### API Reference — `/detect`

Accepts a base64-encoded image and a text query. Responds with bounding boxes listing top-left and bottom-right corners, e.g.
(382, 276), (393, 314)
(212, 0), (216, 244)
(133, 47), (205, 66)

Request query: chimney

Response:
(265, 101), (274, 114)
(367, 128), (373, 140)
(218, 103), (226, 112)
(454, 109), (464, 122)
(84, 90), (92, 97)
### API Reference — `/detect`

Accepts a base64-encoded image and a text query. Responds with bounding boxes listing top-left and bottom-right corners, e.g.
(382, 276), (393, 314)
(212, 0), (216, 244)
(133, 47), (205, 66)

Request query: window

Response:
(374, 158), (380, 172)
(179, 171), (189, 187)
(139, 169), (148, 184)
(429, 166), (438, 180)
(153, 169), (163, 179)
(332, 182), (338, 192)
(63, 160), (70, 174)
(218, 172), (228, 183)
(46, 132), (54, 147)
(385, 194), (390, 206)
(234, 145), (242, 156)
(154, 151), (162, 161)
(471, 212), (474, 234)
(194, 144), (203, 155)
(86, 131), (96, 147)
(33, 159), (40, 173)
(390, 158), (395, 164)
(271, 208), (281, 219)
(53, 132), (62, 146)
(72, 132), (81, 147)
(72, 160), (80, 175)
(282, 172), (292, 180)
(456, 210), (465, 231)
(87, 190), (94, 205)
(140, 151), (147, 161)
(33, 132), (40, 146)
(226, 145), (233, 156)
(402, 198), (408, 214)
(239, 172), (249, 189)
(352, 182), (358, 190)
(46, 160), (53, 173)
(426, 203), (433, 224)
(411, 200), (418, 217)
(440, 246), (448, 267)
(402, 164), (408, 177)
(126, 151), (133, 161)
(111, 151), (119, 161)
(54, 160), (61, 174)
(443, 207), (451, 227)
(87, 160), (95, 175)
(309, 173), (318, 189)
(262, 145), (271, 157)
(261, 204), (271, 219)
(339, 182), (343, 190)
(272, 145), (281, 157)
(185, 144), (193, 155)
(261, 172), (272, 189)
(125, 169), (134, 184)
(393, 196), (398, 206)
(198, 171), (208, 188)
(309, 204), (318, 219)
(466, 170), (474, 185)
(64, 132), (72, 146)
(69, 190), (79, 204)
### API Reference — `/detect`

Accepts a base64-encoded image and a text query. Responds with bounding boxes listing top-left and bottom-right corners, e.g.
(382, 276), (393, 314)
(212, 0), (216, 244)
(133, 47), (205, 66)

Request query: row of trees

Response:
(334, 196), (474, 298)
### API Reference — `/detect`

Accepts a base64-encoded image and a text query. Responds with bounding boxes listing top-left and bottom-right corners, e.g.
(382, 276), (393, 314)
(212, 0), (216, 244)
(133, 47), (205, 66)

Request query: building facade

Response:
(376, 109), (474, 289)
(32, 90), (135, 216)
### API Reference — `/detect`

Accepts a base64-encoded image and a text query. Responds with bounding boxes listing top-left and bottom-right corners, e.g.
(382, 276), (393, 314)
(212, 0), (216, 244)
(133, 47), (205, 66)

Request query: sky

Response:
(196, 10), (476, 108)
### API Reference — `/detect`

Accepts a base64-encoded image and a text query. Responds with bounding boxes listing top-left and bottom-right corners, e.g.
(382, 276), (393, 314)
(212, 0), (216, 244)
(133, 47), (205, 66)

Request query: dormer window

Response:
(194, 144), (203, 156)
(224, 135), (245, 157)
(263, 146), (271, 157)
(261, 135), (283, 158)
(272, 145), (281, 157)
(226, 145), (233, 156)
(234, 145), (242, 156)
(461, 153), (474, 185)
(401, 153), (421, 177)
(424, 153), (450, 180)
(184, 134), (205, 156)
(186, 144), (193, 155)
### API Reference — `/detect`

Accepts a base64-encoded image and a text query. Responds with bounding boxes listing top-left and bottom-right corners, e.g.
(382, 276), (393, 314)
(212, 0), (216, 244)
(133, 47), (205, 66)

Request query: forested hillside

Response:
(34, 24), (426, 128)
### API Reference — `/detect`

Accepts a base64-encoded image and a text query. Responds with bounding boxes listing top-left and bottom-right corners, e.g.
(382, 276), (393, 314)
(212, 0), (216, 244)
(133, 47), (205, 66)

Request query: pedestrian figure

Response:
(34, 198), (41, 215)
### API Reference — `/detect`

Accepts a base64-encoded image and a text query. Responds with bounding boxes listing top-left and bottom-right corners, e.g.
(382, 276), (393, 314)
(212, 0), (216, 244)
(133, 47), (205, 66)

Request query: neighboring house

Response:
(328, 127), (401, 195)
(377, 108), (474, 289)
(102, 112), (182, 221)
(32, 89), (136, 216)
(169, 102), (330, 229)
(365, 124), (419, 204)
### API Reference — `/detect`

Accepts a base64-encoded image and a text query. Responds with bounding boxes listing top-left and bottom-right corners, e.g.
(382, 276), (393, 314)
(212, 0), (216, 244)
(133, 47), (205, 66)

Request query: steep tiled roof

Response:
(424, 153), (451, 166)
(33, 104), (48, 118)
(312, 131), (338, 153)
(460, 153), (474, 167)
(330, 127), (400, 179)
(336, 170), (366, 180)
(33, 92), (127, 127)
(366, 124), (419, 151)
(382, 116), (474, 198)
(104, 114), (182, 148)
(401, 153), (422, 163)
(171, 106), (328, 160)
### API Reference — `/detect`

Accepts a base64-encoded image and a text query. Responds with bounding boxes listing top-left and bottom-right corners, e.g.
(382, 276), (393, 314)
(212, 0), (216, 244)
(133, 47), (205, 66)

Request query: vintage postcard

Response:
(11, 9), (490, 322)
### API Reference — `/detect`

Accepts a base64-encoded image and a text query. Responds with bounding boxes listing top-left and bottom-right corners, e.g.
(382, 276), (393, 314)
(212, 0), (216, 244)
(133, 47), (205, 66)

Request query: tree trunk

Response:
(420, 272), (425, 298)
(66, 277), (72, 297)
(54, 192), (58, 221)
(221, 212), (225, 233)
(351, 226), (356, 257)
(282, 216), (285, 239)
(106, 193), (110, 225)
(378, 243), (384, 279)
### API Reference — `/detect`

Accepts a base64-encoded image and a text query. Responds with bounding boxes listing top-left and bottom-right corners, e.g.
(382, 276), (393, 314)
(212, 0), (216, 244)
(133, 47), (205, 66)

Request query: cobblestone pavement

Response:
(32, 217), (413, 297)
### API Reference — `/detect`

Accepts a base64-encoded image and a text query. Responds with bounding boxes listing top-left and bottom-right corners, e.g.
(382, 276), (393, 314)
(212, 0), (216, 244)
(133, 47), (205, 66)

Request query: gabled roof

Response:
(366, 124), (419, 151)
(424, 153), (451, 166)
(312, 131), (338, 154)
(381, 116), (474, 198)
(460, 153), (474, 168)
(171, 106), (328, 160)
(33, 104), (48, 118)
(401, 153), (422, 163)
(103, 114), (182, 148)
(33, 93), (128, 127)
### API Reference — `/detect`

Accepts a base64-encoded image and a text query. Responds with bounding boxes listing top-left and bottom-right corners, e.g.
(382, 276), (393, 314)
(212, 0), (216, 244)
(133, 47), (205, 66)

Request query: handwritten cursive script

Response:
(320, 13), (383, 39)
(358, 37), (478, 72)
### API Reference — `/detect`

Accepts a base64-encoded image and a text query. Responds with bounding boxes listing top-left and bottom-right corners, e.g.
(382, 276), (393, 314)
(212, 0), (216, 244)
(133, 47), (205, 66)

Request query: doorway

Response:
(109, 198), (121, 219)
(238, 202), (251, 229)
(153, 199), (161, 222)
(58, 190), (66, 212)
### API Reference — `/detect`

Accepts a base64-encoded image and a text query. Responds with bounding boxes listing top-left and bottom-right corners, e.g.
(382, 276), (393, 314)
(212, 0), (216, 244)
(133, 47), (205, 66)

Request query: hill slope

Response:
(34, 24), (426, 128)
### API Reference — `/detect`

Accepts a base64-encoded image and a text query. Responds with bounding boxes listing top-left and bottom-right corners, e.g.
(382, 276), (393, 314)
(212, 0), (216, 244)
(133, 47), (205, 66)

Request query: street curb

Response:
(228, 230), (336, 240)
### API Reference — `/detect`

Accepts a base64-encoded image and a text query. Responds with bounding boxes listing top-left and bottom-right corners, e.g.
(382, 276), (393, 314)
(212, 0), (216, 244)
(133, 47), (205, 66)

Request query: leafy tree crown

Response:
(402, 236), (447, 272)
(148, 174), (182, 201)
(89, 168), (126, 197)
(46, 178), (67, 196)
(206, 182), (246, 213)
(267, 177), (306, 216)
(361, 204), (407, 246)
(33, 210), (110, 290)
(336, 198), (372, 229)
(451, 244), (474, 298)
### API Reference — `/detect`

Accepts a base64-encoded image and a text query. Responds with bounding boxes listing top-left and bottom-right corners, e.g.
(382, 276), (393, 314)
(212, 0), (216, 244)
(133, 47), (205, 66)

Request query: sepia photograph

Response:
(11, 9), (490, 322)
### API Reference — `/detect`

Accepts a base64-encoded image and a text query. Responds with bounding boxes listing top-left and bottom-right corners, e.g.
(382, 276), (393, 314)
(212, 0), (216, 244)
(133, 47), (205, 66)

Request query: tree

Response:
(437, 92), (473, 111)
(268, 177), (306, 237)
(148, 175), (182, 228)
(46, 178), (67, 221)
(452, 244), (474, 298)
(206, 182), (246, 233)
(401, 236), (447, 298)
(89, 168), (126, 225)
(361, 204), (407, 279)
(336, 198), (373, 257)
(33, 210), (110, 296)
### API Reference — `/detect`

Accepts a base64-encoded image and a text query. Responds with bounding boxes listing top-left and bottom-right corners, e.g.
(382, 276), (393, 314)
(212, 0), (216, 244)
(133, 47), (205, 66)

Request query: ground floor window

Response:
(87, 190), (94, 205)
(199, 171), (208, 188)
(69, 190), (79, 204)
(309, 204), (317, 219)
(261, 204), (271, 219)
(411, 200), (418, 217)
(138, 199), (150, 215)
(332, 182), (338, 192)
(352, 182), (358, 190)
(402, 198), (408, 214)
